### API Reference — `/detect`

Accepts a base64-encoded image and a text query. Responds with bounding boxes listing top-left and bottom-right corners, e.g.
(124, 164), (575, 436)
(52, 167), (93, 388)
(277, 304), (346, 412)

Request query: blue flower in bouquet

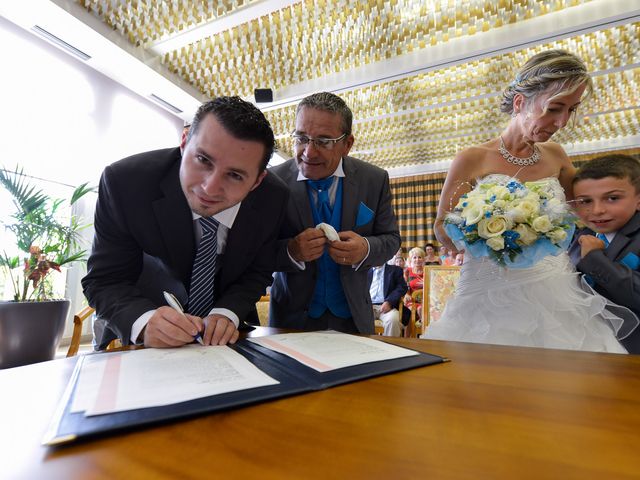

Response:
(444, 178), (576, 268)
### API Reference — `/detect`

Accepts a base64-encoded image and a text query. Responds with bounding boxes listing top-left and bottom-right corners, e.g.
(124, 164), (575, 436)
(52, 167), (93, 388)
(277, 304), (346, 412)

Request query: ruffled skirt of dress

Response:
(421, 253), (629, 353)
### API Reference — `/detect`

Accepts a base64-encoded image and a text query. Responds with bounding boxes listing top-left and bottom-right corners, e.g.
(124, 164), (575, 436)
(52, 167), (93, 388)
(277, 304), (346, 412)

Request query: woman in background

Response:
(404, 247), (425, 321)
(424, 243), (441, 265)
(442, 249), (456, 266)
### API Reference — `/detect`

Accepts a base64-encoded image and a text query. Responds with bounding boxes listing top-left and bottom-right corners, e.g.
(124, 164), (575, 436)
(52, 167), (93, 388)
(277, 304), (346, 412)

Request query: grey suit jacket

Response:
(82, 147), (289, 348)
(568, 211), (640, 353)
(268, 156), (401, 334)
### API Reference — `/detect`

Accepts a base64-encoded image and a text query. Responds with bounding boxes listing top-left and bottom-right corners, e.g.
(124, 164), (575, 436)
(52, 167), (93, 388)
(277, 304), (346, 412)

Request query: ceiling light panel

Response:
(70, 0), (640, 172)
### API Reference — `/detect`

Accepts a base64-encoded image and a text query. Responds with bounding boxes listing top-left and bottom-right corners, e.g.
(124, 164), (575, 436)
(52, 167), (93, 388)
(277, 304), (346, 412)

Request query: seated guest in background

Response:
(454, 251), (465, 266)
(442, 249), (457, 266)
(404, 247), (425, 318)
(367, 261), (409, 336)
(393, 254), (406, 270)
(569, 154), (640, 353)
(387, 247), (403, 265)
(269, 91), (400, 334)
(438, 245), (447, 264)
(82, 97), (289, 349)
(424, 243), (442, 265)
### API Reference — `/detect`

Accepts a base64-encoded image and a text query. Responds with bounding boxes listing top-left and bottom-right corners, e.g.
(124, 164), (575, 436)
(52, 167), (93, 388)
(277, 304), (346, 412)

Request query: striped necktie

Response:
(188, 217), (219, 318)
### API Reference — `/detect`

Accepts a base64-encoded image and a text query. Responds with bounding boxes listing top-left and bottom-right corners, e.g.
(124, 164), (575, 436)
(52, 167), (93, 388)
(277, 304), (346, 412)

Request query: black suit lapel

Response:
(607, 212), (640, 260)
(382, 265), (391, 297)
(152, 157), (195, 282)
(221, 190), (266, 289)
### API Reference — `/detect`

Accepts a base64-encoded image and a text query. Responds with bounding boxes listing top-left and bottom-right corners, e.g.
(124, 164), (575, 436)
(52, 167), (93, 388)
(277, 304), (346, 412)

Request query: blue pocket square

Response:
(620, 252), (640, 270)
(355, 202), (374, 227)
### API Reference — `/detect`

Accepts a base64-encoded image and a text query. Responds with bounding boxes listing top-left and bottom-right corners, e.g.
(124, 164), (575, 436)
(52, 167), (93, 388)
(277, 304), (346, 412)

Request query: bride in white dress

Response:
(425, 49), (632, 353)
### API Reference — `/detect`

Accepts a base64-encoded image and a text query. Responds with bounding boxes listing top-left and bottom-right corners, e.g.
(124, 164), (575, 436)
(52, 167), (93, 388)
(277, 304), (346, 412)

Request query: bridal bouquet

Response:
(444, 179), (576, 268)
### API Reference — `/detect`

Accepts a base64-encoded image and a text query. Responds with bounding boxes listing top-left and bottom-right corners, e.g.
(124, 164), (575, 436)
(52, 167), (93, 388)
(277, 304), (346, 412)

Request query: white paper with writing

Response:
(71, 345), (279, 416)
(248, 331), (418, 372)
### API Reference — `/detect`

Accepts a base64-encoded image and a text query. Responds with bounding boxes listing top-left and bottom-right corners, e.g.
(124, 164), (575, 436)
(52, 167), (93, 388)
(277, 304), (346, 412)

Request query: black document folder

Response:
(43, 338), (445, 446)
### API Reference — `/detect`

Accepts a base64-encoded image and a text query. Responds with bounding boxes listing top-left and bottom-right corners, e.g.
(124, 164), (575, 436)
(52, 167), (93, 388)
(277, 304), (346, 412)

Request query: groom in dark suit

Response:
(82, 97), (288, 349)
(269, 92), (400, 334)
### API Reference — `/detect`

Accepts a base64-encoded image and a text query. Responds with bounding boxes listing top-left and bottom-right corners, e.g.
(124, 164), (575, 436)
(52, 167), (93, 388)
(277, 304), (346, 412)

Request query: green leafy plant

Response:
(0, 167), (93, 301)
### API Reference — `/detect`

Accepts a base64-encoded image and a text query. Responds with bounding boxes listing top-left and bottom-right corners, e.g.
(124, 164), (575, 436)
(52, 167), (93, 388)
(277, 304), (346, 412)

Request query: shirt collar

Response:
(296, 158), (345, 181)
(191, 202), (241, 229)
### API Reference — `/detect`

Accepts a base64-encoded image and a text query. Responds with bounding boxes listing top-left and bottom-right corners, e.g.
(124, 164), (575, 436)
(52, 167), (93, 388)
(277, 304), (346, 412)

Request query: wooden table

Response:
(2, 327), (639, 479)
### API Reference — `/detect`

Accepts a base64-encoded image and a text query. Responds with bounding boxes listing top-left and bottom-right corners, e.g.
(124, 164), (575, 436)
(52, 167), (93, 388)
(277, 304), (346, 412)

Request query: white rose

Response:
(478, 215), (511, 238)
(486, 236), (505, 251)
(456, 194), (483, 210)
(462, 205), (487, 226)
(486, 185), (511, 201)
(531, 215), (553, 233)
(493, 199), (507, 209)
(546, 227), (568, 244)
(510, 199), (540, 223)
(514, 223), (538, 246)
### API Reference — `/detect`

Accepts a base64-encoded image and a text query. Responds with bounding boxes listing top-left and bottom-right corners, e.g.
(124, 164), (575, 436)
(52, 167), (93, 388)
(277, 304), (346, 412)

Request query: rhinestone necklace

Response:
(499, 136), (540, 167)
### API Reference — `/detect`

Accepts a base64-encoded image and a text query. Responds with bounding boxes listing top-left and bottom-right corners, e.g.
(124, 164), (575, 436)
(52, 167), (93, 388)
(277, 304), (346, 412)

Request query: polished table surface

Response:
(2, 327), (639, 479)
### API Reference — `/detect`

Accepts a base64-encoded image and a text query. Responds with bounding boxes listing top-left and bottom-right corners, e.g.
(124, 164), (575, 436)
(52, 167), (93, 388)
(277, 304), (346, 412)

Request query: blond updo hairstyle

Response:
(408, 247), (425, 259)
(500, 49), (593, 121)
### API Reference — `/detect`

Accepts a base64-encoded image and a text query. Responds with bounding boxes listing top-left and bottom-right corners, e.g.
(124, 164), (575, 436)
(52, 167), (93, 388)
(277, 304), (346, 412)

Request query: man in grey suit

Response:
(82, 97), (288, 349)
(269, 92), (400, 334)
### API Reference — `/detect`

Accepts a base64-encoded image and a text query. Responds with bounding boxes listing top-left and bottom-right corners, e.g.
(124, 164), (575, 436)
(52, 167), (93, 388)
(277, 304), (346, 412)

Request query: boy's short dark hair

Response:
(573, 154), (640, 192)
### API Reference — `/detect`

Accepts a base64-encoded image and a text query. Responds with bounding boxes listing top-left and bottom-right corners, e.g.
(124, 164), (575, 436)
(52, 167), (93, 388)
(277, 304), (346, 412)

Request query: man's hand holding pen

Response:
(143, 292), (239, 348)
(143, 306), (204, 348)
(143, 309), (238, 348)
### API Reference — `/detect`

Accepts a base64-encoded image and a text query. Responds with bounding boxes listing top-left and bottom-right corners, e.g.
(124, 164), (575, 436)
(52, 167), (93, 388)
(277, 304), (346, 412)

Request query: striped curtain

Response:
(390, 172), (446, 253)
(389, 148), (640, 252)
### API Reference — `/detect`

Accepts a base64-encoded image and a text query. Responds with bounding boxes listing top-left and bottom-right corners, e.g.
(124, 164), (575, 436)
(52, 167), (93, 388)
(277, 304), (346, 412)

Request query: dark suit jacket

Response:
(367, 264), (410, 325)
(367, 264), (408, 307)
(268, 156), (401, 334)
(568, 211), (640, 353)
(82, 147), (289, 348)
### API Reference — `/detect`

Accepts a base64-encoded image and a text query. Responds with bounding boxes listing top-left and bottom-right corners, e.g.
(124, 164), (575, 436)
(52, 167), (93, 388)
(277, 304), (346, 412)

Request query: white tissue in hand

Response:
(316, 223), (339, 242)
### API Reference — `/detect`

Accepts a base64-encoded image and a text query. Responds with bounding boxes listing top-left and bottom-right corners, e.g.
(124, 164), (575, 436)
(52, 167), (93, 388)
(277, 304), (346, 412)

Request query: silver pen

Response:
(163, 291), (204, 345)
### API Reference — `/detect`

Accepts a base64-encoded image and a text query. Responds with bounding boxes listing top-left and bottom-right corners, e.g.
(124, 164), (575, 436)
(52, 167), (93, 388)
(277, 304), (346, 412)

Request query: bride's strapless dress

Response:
(422, 174), (629, 353)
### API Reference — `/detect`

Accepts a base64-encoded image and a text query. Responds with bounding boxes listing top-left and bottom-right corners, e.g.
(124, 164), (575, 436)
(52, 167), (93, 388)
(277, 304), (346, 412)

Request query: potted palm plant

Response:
(0, 167), (93, 368)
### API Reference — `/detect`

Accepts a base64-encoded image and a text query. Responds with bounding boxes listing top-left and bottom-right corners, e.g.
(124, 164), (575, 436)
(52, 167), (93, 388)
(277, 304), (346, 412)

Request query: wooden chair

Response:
(419, 266), (461, 337)
(256, 294), (270, 326)
(66, 306), (121, 356)
(374, 300), (404, 335)
(66, 306), (95, 357)
(406, 290), (423, 338)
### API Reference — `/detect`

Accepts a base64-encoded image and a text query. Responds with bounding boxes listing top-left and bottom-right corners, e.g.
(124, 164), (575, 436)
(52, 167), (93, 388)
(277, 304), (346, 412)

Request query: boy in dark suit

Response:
(569, 154), (640, 353)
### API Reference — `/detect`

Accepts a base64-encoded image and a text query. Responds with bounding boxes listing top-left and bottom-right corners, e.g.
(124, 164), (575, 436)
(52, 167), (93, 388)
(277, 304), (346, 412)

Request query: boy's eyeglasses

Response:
(291, 133), (347, 150)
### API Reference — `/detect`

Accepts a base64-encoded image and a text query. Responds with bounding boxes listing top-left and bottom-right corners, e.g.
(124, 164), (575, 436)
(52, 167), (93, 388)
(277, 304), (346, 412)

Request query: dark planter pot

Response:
(0, 299), (70, 369)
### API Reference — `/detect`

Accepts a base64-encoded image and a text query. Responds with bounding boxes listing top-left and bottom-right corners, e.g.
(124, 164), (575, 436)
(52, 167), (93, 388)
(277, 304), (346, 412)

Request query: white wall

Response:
(0, 15), (184, 339)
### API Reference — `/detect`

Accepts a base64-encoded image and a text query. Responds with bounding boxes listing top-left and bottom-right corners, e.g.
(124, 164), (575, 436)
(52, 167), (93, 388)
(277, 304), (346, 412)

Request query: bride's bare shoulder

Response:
(451, 142), (495, 175)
